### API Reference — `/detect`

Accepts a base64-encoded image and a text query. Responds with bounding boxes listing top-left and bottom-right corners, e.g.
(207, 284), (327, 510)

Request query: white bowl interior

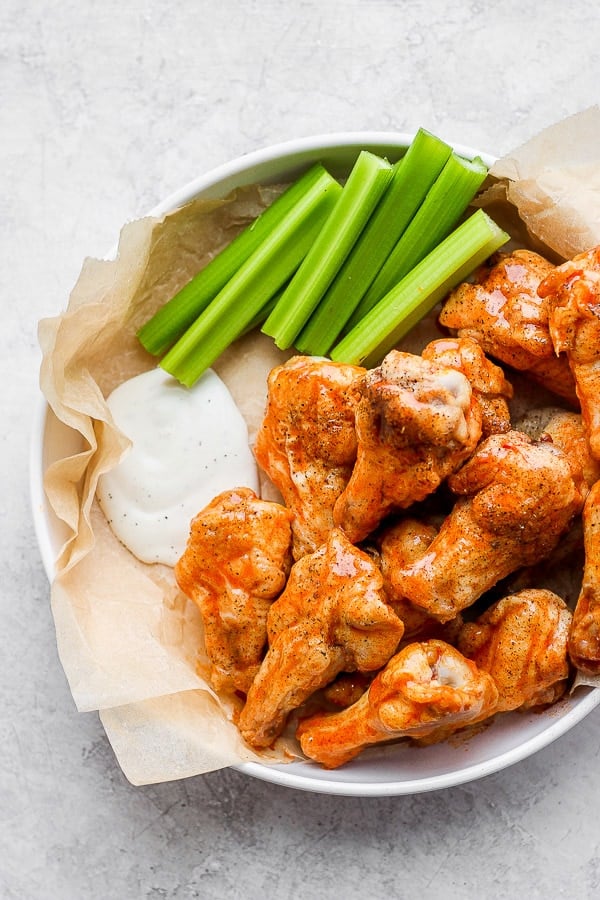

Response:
(31, 132), (600, 796)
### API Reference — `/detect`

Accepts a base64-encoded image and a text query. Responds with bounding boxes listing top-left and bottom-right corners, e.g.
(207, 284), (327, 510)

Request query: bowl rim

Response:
(31, 130), (600, 797)
(237, 686), (600, 796)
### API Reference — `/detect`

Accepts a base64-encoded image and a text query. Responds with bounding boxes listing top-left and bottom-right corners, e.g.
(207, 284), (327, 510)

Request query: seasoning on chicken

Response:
(238, 527), (404, 749)
(253, 355), (364, 559)
(519, 408), (600, 500)
(569, 480), (600, 675)
(439, 249), (578, 404)
(392, 430), (584, 622)
(538, 245), (600, 458)
(333, 350), (482, 543)
(458, 589), (572, 712)
(421, 336), (513, 436)
(378, 518), (441, 638)
(296, 640), (499, 768)
(175, 488), (293, 695)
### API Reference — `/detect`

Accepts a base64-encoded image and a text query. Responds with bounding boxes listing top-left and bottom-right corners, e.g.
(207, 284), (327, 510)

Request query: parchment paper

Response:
(479, 105), (600, 260)
(39, 108), (600, 784)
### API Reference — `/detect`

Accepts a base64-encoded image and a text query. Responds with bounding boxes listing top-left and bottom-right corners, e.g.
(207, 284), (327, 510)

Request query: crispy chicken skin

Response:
(378, 518), (441, 638)
(538, 246), (600, 458)
(238, 527), (404, 748)
(297, 640), (499, 768)
(458, 589), (572, 712)
(333, 350), (482, 543)
(421, 336), (513, 436)
(539, 410), (600, 499)
(254, 355), (364, 559)
(439, 250), (578, 404)
(569, 480), (600, 674)
(392, 430), (584, 622)
(175, 488), (293, 694)
(378, 519), (465, 644)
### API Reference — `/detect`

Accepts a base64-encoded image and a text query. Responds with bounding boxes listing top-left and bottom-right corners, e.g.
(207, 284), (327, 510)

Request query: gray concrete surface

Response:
(3, 1), (600, 897)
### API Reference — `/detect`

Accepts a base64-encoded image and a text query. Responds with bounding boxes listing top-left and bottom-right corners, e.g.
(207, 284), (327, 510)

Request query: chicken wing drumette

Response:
(538, 245), (600, 458)
(333, 350), (482, 543)
(392, 430), (584, 622)
(439, 249), (577, 404)
(254, 356), (364, 558)
(517, 407), (600, 500)
(421, 336), (513, 436)
(238, 527), (404, 748)
(569, 480), (600, 675)
(378, 518), (462, 641)
(297, 640), (498, 768)
(458, 589), (572, 712)
(175, 488), (293, 694)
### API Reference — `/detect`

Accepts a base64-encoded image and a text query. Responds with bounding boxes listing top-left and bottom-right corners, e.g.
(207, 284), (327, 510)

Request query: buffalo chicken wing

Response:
(518, 408), (600, 500)
(421, 336), (513, 436)
(238, 527), (404, 748)
(254, 356), (364, 559)
(297, 640), (499, 768)
(569, 480), (600, 674)
(391, 431), (583, 622)
(175, 488), (293, 694)
(458, 589), (572, 711)
(539, 246), (600, 458)
(378, 518), (441, 639)
(334, 350), (482, 542)
(439, 249), (577, 404)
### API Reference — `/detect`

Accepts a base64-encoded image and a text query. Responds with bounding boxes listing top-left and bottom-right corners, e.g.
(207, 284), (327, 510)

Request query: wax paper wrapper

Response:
(39, 109), (600, 785)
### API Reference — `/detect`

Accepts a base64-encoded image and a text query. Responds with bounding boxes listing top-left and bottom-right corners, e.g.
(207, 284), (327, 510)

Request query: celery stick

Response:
(137, 164), (336, 355)
(350, 152), (489, 327)
(262, 150), (394, 350)
(241, 289), (282, 335)
(160, 169), (342, 387)
(294, 129), (452, 356)
(330, 210), (509, 368)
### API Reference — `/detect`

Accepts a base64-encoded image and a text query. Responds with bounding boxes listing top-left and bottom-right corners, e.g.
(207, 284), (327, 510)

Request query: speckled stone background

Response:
(3, 1), (600, 897)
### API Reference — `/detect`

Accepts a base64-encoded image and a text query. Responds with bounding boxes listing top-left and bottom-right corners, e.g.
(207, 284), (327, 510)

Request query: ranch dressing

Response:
(97, 366), (259, 566)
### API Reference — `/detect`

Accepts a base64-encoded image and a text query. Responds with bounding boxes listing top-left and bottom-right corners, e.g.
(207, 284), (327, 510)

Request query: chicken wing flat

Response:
(538, 246), (600, 458)
(253, 355), (364, 559)
(569, 480), (600, 674)
(439, 250), (578, 404)
(458, 589), (571, 712)
(392, 430), (584, 622)
(334, 350), (482, 543)
(238, 527), (404, 748)
(175, 488), (293, 694)
(421, 336), (513, 436)
(297, 640), (499, 768)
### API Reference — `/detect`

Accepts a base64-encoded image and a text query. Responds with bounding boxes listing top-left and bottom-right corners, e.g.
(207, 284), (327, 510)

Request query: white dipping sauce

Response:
(97, 367), (259, 566)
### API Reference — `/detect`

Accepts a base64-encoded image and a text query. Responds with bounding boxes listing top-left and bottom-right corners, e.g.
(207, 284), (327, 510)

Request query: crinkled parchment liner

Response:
(39, 109), (600, 785)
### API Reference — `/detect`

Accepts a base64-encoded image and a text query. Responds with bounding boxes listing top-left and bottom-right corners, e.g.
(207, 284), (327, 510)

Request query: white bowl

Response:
(30, 132), (600, 797)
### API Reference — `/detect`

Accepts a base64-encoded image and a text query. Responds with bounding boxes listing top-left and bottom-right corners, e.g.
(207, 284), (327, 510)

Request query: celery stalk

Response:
(160, 169), (342, 386)
(330, 210), (509, 368)
(262, 150), (394, 350)
(137, 164), (337, 356)
(350, 152), (489, 327)
(241, 289), (283, 335)
(294, 129), (452, 356)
